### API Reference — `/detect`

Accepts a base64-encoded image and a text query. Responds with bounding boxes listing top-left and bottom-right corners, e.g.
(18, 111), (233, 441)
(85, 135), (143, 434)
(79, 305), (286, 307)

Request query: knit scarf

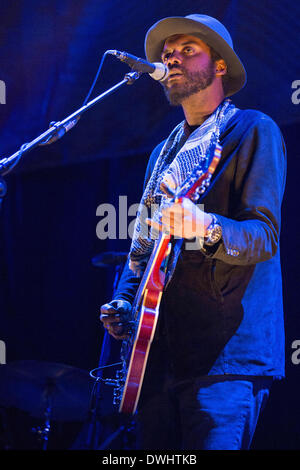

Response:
(129, 98), (238, 276)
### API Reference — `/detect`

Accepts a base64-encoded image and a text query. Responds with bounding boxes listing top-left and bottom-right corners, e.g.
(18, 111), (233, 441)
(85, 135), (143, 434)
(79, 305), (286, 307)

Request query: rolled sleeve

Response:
(202, 116), (287, 265)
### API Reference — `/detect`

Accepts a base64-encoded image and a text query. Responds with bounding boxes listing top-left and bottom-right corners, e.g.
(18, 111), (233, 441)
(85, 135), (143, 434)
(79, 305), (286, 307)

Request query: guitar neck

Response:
(131, 232), (170, 318)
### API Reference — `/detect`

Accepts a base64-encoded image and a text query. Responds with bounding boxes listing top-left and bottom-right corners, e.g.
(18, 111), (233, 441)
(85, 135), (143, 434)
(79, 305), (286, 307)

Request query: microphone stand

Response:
(0, 178), (7, 211)
(0, 67), (141, 449)
(0, 70), (141, 204)
(71, 260), (131, 451)
(95, 262), (137, 451)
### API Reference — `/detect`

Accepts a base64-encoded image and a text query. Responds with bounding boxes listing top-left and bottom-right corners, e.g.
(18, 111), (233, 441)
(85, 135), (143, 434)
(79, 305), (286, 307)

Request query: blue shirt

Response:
(115, 109), (287, 381)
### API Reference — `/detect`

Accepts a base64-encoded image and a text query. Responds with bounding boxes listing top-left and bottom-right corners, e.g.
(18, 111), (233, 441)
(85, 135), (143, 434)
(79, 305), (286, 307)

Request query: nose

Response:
(165, 51), (182, 67)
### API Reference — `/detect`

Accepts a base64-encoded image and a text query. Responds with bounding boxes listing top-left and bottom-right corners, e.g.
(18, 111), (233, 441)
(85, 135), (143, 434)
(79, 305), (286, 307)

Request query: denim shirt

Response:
(114, 109), (287, 381)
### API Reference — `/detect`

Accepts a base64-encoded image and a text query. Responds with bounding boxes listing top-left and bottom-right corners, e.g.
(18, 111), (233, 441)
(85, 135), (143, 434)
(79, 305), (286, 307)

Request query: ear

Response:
(215, 59), (227, 76)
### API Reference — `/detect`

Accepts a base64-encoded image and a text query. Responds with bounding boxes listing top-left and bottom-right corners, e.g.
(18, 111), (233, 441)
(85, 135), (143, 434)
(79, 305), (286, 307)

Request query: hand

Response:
(100, 299), (132, 340)
(146, 197), (212, 239)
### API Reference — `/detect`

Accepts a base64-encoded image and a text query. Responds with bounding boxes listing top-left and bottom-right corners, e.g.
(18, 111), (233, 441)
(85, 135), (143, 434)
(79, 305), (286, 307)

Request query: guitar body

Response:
(119, 234), (170, 414)
(116, 143), (222, 414)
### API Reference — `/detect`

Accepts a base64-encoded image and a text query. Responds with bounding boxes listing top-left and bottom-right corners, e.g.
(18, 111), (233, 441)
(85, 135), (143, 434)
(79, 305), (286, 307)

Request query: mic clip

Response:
(39, 117), (80, 146)
(125, 71), (142, 85)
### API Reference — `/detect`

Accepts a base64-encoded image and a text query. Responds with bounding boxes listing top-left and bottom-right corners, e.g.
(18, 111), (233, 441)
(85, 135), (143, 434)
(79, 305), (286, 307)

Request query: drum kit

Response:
(0, 360), (95, 449)
(0, 251), (132, 450)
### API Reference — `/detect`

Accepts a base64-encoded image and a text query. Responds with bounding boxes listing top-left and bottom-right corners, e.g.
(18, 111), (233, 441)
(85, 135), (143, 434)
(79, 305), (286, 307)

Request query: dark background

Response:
(0, 0), (299, 450)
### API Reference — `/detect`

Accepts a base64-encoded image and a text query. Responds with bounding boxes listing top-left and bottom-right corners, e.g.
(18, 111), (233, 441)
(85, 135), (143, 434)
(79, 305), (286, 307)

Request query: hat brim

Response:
(144, 17), (246, 97)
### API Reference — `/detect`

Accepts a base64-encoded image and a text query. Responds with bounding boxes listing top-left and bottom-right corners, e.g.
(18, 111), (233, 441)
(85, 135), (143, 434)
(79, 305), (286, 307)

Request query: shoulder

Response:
(149, 139), (166, 161)
(222, 108), (285, 150)
(146, 139), (166, 173)
(143, 139), (166, 190)
(226, 108), (282, 135)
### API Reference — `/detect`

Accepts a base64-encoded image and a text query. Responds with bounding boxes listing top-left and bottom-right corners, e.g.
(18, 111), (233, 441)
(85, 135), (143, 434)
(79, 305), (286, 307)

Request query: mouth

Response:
(168, 67), (183, 77)
(167, 72), (184, 83)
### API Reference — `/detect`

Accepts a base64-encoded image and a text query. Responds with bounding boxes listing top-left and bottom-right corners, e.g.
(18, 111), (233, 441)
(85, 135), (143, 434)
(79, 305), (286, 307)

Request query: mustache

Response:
(168, 65), (186, 74)
(161, 65), (187, 89)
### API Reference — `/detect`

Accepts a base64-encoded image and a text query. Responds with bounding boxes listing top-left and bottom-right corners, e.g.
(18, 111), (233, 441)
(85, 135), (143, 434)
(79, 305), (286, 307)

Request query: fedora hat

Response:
(144, 14), (246, 97)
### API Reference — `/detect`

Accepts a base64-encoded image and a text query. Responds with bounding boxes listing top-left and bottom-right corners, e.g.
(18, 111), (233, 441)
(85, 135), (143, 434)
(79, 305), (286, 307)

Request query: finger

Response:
(107, 323), (123, 332)
(100, 312), (121, 319)
(145, 218), (165, 235)
(146, 218), (173, 236)
(100, 303), (118, 314)
(104, 321), (127, 331)
(161, 204), (182, 216)
(106, 323), (129, 340)
(110, 331), (129, 340)
(100, 313), (121, 325)
(145, 218), (161, 229)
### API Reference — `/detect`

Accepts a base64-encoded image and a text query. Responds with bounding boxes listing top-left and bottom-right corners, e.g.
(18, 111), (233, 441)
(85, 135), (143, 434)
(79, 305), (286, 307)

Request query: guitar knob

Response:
(190, 193), (200, 202)
(113, 388), (122, 405)
(113, 396), (121, 405)
(195, 186), (204, 195)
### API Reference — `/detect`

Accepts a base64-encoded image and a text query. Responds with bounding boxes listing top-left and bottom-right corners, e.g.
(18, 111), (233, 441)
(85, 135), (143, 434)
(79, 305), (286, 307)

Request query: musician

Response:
(100, 14), (286, 450)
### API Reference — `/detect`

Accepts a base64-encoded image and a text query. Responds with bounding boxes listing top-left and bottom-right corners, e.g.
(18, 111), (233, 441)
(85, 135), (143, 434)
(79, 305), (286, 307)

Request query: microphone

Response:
(106, 50), (168, 81)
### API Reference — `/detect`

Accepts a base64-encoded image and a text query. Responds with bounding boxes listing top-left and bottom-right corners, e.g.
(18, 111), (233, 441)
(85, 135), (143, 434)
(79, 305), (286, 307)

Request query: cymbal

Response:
(92, 251), (127, 267)
(0, 360), (95, 422)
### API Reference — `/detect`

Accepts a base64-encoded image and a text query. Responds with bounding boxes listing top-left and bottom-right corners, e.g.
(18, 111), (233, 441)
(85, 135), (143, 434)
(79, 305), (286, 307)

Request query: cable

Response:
(89, 361), (123, 381)
(0, 51), (111, 176)
(82, 51), (110, 106)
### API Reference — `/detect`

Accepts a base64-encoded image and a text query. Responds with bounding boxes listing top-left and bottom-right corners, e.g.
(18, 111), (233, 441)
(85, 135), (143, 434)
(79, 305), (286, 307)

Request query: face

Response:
(160, 34), (216, 106)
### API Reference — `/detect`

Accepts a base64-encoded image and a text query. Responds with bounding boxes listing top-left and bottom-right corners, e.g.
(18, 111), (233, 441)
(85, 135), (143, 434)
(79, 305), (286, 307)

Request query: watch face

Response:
(213, 226), (222, 239)
(206, 224), (222, 245)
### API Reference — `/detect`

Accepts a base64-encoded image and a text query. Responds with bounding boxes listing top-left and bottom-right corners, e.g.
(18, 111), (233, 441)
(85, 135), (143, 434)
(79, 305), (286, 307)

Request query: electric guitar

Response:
(113, 143), (222, 414)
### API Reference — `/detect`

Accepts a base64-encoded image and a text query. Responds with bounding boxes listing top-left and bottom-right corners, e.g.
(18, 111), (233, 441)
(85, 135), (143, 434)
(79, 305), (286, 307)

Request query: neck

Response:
(181, 85), (225, 126)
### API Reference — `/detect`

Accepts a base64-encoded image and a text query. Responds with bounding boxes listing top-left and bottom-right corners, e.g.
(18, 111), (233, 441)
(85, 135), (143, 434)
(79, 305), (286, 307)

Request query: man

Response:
(100, 14), (286, 450)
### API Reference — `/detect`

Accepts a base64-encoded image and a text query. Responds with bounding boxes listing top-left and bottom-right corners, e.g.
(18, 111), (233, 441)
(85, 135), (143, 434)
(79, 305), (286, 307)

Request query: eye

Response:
(183, 46), (194, 54)
(162, 51), (171, 62)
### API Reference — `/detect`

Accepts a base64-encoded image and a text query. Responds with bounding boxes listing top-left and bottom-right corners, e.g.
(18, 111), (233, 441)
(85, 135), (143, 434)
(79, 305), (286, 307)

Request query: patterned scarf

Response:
(129, 98), (238, 275)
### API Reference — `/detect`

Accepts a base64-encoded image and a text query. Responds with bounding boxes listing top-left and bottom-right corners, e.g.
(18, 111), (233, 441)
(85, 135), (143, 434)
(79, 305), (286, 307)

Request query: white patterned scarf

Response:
(129, 98), (238, 275)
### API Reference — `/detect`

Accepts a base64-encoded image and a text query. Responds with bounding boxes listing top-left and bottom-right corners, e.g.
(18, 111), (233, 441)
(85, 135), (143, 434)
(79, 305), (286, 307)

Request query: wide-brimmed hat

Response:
(144, 14), (246, 97)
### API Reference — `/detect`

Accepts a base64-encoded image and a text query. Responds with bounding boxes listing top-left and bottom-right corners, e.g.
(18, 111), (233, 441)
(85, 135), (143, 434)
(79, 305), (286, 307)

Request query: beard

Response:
(162, 60), (216, 106)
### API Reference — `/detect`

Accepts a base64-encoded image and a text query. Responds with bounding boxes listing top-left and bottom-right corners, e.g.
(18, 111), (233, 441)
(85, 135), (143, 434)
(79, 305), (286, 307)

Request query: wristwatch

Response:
(204, 214), (222, 246)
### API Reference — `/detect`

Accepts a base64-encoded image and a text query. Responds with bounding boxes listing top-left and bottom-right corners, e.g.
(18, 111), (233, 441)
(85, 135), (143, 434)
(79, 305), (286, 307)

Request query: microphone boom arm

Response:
(0, 70), (141, 176)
